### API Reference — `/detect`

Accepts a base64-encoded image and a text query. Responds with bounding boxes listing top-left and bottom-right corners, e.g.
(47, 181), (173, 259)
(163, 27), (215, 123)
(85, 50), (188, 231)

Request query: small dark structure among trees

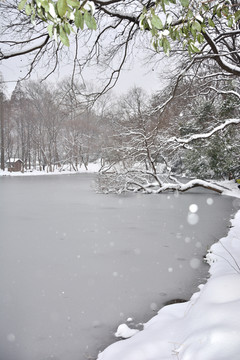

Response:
(6, 158), (23, 172)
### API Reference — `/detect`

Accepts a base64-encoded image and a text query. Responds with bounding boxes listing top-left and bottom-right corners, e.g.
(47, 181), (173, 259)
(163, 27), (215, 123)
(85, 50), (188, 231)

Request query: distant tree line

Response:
(1, 0), (240, 194)
(0, 67), (239, 183)
(1, 79), (103, 172)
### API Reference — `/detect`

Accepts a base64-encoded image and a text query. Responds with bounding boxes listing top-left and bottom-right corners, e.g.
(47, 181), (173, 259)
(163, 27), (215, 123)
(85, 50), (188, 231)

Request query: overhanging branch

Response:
(171, 118), (240, 145)
(0, 34), (50, 60)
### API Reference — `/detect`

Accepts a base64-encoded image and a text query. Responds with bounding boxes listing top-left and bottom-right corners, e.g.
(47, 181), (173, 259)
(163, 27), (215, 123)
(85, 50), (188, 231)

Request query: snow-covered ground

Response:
(0, 162), (101, 177)
(97, 182), (240, 360)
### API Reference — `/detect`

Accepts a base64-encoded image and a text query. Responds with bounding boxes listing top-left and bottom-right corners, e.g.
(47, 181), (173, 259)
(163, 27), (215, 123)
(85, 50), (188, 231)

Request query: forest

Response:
(1, 70), (239, 183)
(1, 0), (240, 193)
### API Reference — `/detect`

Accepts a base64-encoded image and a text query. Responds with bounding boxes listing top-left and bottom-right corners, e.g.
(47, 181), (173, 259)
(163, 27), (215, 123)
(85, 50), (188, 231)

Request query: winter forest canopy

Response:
(0, 0), (240, 193)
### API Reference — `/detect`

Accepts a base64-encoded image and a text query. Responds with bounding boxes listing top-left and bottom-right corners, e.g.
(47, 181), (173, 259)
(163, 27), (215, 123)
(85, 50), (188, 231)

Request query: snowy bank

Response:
(0, 161), (101, 177)
(97, 185), (240, 360)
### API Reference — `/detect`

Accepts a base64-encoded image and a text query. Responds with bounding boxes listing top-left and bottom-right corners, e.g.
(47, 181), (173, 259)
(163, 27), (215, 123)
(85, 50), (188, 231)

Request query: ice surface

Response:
(0, 174), (238, 360)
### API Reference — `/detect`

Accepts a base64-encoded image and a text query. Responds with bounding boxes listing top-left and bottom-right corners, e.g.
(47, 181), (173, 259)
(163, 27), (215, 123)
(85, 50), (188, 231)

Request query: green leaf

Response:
(84, 11), (91, 26)
(202, 3), (209, 12)
(150, 26), (157, 37)
(222, 5), (229, 17)
(162, 37), (170, 55)
(75, 9), (84, 29)
(228, 17), (233, 28)
(182, 26), (189, 36)
(212, 6), (216, 16)
(143, 19), (150, 30)
(190, 28), (196, 39)
(31, 13), (36, 24)
(190, 42), (200, 53)
(84, 11), (97, 30)
(141, 6), (147, 15)
(18, 0), (27, 11)
(64, 23), (71, 34)
(197, 33), (204, 43)
(60, 27), (70, 46)
(47, 24), (54, 37)
(192, 20), (201, 32)
(216, 8), (222, 18)
(208, 18), (215, 27)
(35, 0), (42, 8)
(169, 28), (176, 40)
(25, 3), (32, 15)
(41, 0), (49, 12)
(166, 13), (172, 25)
(67, 0), (79, 7)
(187, 9), (193, 18)
(57, 0), (67, 17)
(180, 0), (189, 7)
(235, 10), (240, 22)
(160, 0), (165, 13)
(37, 7), (44, 18)
(153, 40), (158, 51)
(182, 39), (188, 49)
(151, 14), (163, 30)
(90, 16), (97, 30)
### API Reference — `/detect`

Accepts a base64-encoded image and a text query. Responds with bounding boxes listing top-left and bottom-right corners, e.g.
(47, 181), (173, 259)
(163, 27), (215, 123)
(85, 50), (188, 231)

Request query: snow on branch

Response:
(125, 177), (226, 194)
(209, 87), (240, 101)
(149, 58), (195, 115)
(171, 118), (240, 145)
(156, 179), (225, 194)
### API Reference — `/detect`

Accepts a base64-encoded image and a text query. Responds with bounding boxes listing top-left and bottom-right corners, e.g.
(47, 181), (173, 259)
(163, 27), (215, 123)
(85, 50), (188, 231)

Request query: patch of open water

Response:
(0, 174), (238, 360)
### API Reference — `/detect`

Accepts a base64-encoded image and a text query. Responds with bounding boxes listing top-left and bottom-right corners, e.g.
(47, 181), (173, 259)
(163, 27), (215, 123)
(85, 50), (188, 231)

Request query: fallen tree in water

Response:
(97, 169), (229, 195)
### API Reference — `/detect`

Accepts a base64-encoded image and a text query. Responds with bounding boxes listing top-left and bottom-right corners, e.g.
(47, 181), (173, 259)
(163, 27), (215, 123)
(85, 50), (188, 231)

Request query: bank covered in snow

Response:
(97, 186), (240, 360)
(0, 161), (101, 176)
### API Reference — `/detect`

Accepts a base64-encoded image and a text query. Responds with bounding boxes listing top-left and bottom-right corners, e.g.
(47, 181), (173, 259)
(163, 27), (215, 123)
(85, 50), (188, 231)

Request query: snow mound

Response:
(115, 324), (140, 339)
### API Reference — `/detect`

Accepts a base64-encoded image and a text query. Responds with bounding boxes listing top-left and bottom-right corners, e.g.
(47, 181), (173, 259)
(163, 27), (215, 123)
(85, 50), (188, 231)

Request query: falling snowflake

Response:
(187, 213), (199, 225)
(7, 333), (15, 342)
(190, 258), (201, 269)
(189, 204), (198, 213)
(207, 198), (214, 205)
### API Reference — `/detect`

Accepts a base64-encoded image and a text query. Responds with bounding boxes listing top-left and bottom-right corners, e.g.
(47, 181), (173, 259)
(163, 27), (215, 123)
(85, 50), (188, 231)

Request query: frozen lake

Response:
(0, 174), (237, 360)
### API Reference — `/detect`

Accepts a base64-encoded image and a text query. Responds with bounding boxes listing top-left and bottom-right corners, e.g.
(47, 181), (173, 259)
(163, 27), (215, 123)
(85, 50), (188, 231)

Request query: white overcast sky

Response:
(0, 44), (171, 96)
(1, 50), (166, 98)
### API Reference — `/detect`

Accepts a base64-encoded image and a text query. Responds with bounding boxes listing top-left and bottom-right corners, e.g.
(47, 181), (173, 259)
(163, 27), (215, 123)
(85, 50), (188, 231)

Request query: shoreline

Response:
(96, 187), (240, 360)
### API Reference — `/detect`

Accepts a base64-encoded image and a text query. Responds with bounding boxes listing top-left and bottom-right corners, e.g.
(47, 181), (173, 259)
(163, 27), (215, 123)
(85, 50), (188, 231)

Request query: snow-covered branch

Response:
(171, 119), (240, 145)
(150, 58), (195, 115)
(202, 31), (240, 76)
(209, 87), (240, 101)
(156, 179), (225, 194)
(101, 170), (227, 194)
